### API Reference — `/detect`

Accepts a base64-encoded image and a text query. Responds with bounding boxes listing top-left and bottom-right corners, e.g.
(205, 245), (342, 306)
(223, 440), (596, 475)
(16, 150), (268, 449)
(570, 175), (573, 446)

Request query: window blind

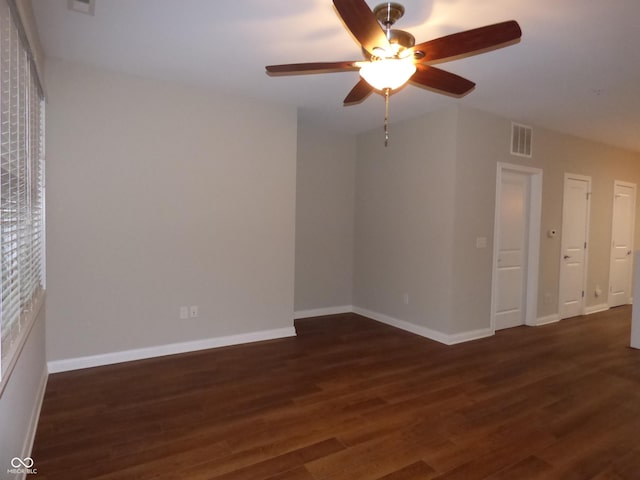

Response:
(0, 0), (45, 385)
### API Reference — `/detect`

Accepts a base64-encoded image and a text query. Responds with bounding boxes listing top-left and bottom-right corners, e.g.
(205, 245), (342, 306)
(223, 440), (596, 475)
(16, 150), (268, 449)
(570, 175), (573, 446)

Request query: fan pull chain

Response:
(384, 88), (390, 147)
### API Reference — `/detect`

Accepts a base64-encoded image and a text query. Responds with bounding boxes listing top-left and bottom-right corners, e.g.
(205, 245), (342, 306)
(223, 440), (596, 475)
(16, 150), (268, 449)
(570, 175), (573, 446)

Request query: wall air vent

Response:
(68, 0), (95, 16)
(511, 122), (532, 158)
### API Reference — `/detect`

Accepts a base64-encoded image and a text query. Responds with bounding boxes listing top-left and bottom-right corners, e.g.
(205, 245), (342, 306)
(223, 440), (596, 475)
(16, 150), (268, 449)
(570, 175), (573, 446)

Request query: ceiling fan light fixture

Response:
(359, 58), (416, 91)
(371, 46), (389, 58)
(266, 0), (522, 145)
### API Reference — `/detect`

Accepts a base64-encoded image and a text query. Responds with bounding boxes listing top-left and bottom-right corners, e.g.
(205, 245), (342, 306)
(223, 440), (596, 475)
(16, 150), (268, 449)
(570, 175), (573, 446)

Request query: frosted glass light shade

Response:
(359, 58), (417, 91)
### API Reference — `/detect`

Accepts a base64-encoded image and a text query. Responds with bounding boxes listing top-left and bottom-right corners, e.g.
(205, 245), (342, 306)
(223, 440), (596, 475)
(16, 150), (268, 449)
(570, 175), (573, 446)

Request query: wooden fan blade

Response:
(266, 61), (360, 75)
(344, 78), (374, 105)
(411, 20), (522, 63)
(410, 64), (475, 96)
(333, 0), (390, 55)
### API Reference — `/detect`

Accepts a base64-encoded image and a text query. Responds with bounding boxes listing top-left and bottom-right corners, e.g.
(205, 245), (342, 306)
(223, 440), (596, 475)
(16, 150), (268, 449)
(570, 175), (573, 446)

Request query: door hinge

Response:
(584, 241), (587, 249)
(582, 290), (585, 298)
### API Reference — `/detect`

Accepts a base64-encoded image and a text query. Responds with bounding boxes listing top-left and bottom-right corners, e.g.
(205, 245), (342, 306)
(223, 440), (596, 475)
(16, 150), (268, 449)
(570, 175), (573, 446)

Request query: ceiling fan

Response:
(266, 0), (522, 145)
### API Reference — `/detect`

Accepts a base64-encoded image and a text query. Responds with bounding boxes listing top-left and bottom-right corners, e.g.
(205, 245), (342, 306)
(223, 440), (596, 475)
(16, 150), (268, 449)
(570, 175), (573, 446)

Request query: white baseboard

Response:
(23, 366), (48, 459)
(584, 303), (609, 315)
(446, 327), (495, 345)
(536, 313), (560, 326)
(536, 304), (610, 325)
(352, 306), (493, 346)
(353, 306), (449, 344)
(294, 305), (353, 319)
(47, 327), (297, 374)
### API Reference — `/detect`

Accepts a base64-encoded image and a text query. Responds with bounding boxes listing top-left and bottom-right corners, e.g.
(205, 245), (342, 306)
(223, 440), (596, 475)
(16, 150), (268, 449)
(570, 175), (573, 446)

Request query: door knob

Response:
(628, 250), (632, 256)
(563, 255), (571, 259)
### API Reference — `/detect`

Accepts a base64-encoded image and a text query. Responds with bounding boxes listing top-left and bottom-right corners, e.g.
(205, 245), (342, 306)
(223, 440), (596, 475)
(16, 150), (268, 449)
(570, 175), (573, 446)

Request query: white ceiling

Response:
(32, 0), (640, 152)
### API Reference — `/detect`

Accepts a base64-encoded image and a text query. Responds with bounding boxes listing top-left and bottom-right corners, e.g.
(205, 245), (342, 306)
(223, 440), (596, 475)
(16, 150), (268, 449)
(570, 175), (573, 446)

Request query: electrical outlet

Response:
(189, 305), (199, 318)
(179, 306), (189, 320)
(402, 293), (409, 305)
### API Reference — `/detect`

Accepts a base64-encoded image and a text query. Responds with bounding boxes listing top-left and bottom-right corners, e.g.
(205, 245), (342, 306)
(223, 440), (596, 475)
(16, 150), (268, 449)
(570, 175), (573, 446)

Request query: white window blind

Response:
(0, 0), (45, 385)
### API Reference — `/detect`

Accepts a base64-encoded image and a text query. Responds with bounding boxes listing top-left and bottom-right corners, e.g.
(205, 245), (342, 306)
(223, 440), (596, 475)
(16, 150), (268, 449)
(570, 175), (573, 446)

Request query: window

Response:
(0, 0), (45, 387)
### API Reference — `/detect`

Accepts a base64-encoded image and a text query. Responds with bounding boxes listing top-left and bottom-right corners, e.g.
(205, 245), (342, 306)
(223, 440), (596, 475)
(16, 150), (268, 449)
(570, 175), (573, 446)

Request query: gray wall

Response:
(455, 107), (640, 325)
(451, 108), (504, 333)
(37, 59), (640, 363)
(295, 121), (356, 313)
(354, 109), (458, 333)
(45, 59), (297, 362)
(534, 120), (640, 316)
(350, 106), (640, 337)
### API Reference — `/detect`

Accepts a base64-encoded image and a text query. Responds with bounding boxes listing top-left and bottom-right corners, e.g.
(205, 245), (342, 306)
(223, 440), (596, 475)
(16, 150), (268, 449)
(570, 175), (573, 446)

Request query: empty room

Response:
(1, 0), (640, 479)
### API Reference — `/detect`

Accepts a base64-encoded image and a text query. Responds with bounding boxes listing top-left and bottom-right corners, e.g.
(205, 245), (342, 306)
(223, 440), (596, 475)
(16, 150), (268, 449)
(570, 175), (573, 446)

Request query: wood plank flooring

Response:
(32, 307), (640, 479)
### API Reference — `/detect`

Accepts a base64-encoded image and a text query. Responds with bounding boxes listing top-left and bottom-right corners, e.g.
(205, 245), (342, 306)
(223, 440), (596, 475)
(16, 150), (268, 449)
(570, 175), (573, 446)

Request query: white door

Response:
(558, 175), (591, 319)
(609, 181), (636, 307)
(494, 171), (530, 330)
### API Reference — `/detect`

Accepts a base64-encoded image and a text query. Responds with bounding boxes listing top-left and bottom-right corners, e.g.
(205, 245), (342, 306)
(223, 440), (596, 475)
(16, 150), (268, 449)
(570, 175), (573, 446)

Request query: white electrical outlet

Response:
(189, 305), (199, 318)
(403, 293), (409, 305)
(179, 306), (189, 320)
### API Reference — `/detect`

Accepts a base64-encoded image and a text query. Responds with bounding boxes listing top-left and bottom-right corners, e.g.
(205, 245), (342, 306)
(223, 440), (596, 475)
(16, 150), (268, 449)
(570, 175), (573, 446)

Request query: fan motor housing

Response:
(388, 29), (415, 49)
(362, 29), (415, 59)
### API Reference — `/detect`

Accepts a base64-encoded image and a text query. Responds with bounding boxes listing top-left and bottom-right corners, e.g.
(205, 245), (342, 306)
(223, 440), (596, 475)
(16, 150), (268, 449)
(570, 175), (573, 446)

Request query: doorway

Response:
(609, 180), (636, 307)
(558, 174), (591, 319)
(491, 163), (542, 331)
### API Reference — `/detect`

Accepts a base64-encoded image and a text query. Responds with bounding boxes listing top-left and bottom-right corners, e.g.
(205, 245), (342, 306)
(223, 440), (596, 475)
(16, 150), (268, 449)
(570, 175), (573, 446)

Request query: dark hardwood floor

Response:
(32, 307), (640, 479)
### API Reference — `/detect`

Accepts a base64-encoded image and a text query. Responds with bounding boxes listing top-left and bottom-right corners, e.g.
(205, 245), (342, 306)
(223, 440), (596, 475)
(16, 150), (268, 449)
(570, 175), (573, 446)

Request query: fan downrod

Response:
(373, 2), (405, 26)
(371, 3), (415, 55)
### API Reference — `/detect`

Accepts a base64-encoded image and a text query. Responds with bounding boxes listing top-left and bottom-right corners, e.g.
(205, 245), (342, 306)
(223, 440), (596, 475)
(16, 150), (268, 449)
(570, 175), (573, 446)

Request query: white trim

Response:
(584, 303), (609, 315)
(354, 306), (449, 343)
(632, 252), (640, 349)
(558, 173), (592, 319)
(47, 327), (297, 373)
(0, 290), (46, 396)
(491, 163), (542, 331)
(608, 180), (637, 308)
(353, 306), (493, 346)
(22, 366), (48, 459)
(526, 171), (543, 326)
(535, 313), (560, 326)
(446, 328), (495, 345)
(536, 305), (609, 324)
(294, 305), (353, 319)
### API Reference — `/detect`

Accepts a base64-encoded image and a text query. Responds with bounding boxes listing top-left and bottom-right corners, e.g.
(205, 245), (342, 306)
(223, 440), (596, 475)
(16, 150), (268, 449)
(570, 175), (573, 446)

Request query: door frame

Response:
(558, 173), (592, 319)
(491, 162), (543, 332)
(608, 180), (637, 307)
